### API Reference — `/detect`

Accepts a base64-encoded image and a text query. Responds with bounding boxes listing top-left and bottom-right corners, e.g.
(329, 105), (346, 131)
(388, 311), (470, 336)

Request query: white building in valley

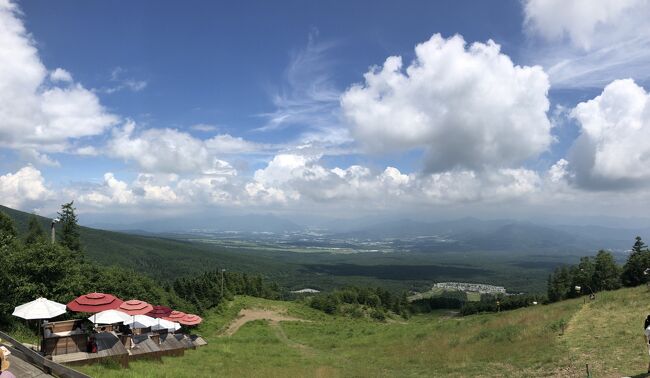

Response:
(434, 282), (506, 294)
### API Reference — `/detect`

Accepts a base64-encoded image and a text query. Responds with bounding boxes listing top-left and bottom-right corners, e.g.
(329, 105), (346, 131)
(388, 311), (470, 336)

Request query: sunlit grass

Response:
(78, 289), (650, 377)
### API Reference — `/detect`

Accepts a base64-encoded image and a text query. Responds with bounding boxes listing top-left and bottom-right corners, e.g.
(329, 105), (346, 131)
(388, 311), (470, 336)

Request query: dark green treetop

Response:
(621, 236), (650, 287)
(0, 211), (17, 240)
(24, 214), (45, 245)
(58, 201), (81, 253)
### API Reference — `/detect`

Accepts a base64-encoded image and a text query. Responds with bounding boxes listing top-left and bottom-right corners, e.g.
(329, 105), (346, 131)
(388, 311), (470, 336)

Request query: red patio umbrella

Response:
(116, 299), (154, 316)
(163, 310), (186, 322)
(146, 305), (172, 319)
(178, 314), (202, 326)
(67, 292), (123, 313)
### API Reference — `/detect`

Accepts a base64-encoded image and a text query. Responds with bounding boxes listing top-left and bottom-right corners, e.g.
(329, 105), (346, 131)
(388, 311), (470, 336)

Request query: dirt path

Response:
(222, 308), (306, 336)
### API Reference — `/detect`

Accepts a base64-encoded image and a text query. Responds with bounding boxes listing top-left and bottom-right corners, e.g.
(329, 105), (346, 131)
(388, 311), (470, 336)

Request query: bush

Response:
(370, 309), (386, 321)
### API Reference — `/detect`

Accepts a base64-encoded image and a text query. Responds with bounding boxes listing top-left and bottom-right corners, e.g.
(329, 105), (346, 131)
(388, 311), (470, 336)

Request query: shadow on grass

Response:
(628, 372), (650, 378)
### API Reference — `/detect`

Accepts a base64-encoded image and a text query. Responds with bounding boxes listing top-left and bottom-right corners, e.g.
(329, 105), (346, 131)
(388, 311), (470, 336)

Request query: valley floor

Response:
(78, 286), (650, 377)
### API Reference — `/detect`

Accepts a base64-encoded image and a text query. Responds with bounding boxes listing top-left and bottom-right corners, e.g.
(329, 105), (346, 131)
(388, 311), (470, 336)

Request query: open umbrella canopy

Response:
(163, 310), (186, 322)
(151, 318), (181, 332)
(12, 297), (66, 320)
(146, 305), (172, 318)
(88, 309), (132, 324)
(67, 293), (123, 313)
(117, 299), (154, 316)
(178, 314), (202, 326)
(125, 314), (157, 329)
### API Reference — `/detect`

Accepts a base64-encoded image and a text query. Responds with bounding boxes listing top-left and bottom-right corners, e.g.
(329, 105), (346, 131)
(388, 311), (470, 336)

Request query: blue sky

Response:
(2, 0), (650, 224)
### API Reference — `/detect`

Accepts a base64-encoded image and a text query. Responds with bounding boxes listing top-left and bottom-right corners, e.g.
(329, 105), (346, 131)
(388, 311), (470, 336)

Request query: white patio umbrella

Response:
(125, 314), (157, 329)
(88, 309), (132, 324)
(151, 318), (181, 332)
(12, 297), (66, 320)
(12, 297), (66, 351)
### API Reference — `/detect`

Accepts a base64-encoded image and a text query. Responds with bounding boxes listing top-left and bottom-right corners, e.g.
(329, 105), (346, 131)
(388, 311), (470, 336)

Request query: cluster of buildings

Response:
(434, 282), (507, 294)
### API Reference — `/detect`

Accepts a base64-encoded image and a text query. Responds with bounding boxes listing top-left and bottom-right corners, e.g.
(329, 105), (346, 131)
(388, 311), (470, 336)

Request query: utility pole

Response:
(50, 218), (59, 244)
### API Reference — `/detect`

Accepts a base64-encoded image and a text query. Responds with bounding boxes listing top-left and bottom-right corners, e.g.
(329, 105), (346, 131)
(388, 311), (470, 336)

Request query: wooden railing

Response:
(0, 330), (90, 378)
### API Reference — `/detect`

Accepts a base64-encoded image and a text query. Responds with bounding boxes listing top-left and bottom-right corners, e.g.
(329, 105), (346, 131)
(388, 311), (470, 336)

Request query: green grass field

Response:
(75, 285), (650, 377)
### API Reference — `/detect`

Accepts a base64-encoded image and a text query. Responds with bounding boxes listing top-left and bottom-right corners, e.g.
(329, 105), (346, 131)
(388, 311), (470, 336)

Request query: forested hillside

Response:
(0, 204), (288, 282)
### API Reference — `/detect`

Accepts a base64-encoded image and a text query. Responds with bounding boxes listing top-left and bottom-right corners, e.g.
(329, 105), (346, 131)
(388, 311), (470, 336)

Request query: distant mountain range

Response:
(89, 213), (303, 233)
(332, 217), (648, 252)
(85, 210), (649, 254)
(10, 201), (647, 256)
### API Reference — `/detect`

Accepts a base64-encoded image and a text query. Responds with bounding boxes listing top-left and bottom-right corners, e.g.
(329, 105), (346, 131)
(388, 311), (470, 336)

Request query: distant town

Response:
(434, 282), (507, 294)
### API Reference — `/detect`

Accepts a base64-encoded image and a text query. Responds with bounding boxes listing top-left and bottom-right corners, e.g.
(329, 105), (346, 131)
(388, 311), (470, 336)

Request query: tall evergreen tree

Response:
(58, 201), (81, 253)
(621, 236), (650, 287)
(547, 266), (571, 302)
(592, 250), (621, 291)
(24, 214), (45, 245)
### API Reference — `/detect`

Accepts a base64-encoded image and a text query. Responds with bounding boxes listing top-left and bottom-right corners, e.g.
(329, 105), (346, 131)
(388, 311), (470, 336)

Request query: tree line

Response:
(547, 237), (648, 302)
(172, 269), (280, 313)
(409, 290), (544, 316)
(308, 286), (410, 320)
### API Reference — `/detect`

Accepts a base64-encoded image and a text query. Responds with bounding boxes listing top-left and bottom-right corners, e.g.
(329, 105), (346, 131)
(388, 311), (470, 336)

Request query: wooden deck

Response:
(0, 330), (89, 378)
(52, 332), (128, 365)
(128, 334), (162, 360)
(5, 349), (54, 378)
(41, 330), (206, 368)
(189, 335), (208, 347)
(157, 333), (186, 356)
(174, 334), (196, 349)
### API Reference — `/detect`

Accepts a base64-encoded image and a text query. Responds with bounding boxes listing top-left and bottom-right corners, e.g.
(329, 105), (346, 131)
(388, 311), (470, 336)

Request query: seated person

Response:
(86, 335), (98, 353)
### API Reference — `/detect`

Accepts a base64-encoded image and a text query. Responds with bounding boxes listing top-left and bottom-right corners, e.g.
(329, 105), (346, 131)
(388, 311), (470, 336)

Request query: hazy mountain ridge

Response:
(89, 213), (303, 233)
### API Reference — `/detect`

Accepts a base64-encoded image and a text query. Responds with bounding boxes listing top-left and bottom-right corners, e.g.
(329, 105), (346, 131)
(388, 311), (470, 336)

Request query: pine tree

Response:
(621, 236), (650, 287)
(24, 214), (45, 245)
(58, 201), (81, 253)
(547, 266), (571, 302)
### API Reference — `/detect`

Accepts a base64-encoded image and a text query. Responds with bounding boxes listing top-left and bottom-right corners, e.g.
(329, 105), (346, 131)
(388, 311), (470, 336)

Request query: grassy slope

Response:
(563, 287), (650, 377)
(79, 286), (650, 377)
(77, 287), (650, 378)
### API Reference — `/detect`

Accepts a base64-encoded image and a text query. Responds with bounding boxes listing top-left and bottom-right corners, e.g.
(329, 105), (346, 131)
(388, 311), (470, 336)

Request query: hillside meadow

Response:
(75, 286), (650, 377)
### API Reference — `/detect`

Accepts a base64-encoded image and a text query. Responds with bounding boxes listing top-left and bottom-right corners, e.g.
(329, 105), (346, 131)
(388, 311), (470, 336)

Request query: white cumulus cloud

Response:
(106, 122), (240, 175)
(567, 79), (650, 189)
(524, 0), (641, 50)
(0, 1), (118, 152)
(49, 68), (73, 83)
(248, 153), (541, 207)
(0, 166), (51, 209)
(341, 34), (552, 172)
